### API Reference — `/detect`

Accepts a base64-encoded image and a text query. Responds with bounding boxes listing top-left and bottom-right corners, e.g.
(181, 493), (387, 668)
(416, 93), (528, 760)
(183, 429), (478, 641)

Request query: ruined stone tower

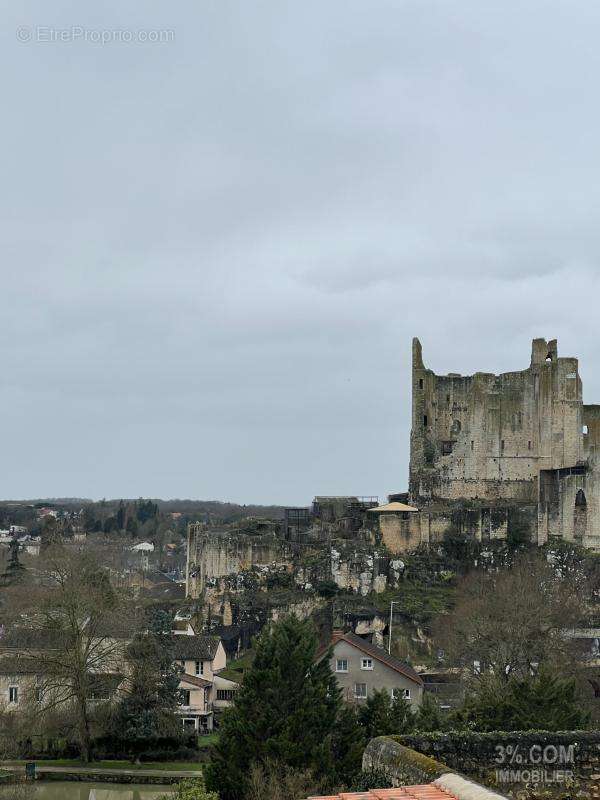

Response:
(408, 337), (600, 550)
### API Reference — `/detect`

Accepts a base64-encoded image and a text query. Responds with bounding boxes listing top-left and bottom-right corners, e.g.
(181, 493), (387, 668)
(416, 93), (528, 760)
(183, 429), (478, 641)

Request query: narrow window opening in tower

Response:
(575, 489), (587, 539)
(423, 414), (428, 428)
(501, 440), (505, 452)
(419, 378), (423, 389)
(583, 424), (589, 435)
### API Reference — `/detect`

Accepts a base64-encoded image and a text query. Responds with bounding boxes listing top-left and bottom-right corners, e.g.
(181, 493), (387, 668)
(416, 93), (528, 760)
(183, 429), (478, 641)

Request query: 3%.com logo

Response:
(495, 744), (575, 766)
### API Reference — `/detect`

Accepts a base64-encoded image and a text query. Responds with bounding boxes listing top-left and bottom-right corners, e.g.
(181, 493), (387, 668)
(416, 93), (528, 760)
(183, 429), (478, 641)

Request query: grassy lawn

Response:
(220, 650), (254, 682)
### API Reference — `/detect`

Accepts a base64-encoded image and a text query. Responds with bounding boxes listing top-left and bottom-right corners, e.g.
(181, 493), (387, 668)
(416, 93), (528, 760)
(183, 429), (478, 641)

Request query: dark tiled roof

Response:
(0, 628), (67, 651)
(171, 635), (220, 661)
(180, 672), (212, 688)
(0, 655), (38, 674)
(329, 631), (423, 686)
(142, 581), (186, 601)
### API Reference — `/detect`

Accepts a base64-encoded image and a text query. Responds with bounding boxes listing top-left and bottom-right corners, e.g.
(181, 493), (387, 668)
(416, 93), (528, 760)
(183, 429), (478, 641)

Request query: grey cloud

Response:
(1, 0), (600, 502)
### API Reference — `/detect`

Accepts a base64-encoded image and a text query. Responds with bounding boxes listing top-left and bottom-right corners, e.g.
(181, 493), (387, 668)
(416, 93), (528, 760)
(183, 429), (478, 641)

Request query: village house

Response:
(0, 626), (238, 735)
(171, 634), (239, 733)
(322, 631), (423, 707)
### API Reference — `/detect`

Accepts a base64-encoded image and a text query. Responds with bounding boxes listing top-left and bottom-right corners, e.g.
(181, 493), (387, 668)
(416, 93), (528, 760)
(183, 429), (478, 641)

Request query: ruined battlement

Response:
(409, 337), (600, 550)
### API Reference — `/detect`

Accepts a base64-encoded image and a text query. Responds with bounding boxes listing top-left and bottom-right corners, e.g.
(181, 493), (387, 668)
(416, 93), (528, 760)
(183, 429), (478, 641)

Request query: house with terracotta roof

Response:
(322, 631), (423, 708)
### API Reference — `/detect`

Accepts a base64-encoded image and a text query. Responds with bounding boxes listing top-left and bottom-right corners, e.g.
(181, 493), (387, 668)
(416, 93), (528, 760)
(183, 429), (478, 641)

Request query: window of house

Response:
(8, 687), (18, 704)
(180, 689), (191, 706)
(402, 688), (411, 700)
(391, 687), (411, 701)
(354, 683), (367, 699)
(360, 658), (373, 671)
(335, 659), (348, 673)
(195, 660), (203, 676)
(216, 689), (236, 701)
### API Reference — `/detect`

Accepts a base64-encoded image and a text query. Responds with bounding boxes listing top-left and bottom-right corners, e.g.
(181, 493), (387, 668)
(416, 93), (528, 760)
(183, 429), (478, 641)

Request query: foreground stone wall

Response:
(362, 736), (508, 799)
(395, 730), (600, 799)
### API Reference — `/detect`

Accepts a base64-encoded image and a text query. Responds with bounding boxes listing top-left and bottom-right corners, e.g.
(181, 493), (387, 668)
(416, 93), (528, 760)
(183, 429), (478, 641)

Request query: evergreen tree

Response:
(455, 669), (591, 732)
(414, 692), (446, 732)
(330, 705), (365, 788)
(126, 516), (139, 536)
(205, 616), (341, 800)
(358, 689), (414, 739)
(116, 500), (126, 531)
(111, 608), (181, 746)
(137, 499), (159, 524)
(0, 537), (26, 586)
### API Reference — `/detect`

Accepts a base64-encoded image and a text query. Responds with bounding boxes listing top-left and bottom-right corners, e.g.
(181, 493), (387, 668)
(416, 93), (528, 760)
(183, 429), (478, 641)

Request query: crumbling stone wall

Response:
(186, 524), (287, 598)
(409, 337), (600, 550)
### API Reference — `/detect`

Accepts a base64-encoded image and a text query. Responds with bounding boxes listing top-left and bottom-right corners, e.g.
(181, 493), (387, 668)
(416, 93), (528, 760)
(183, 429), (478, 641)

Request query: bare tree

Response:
(438, 552), (588, 683)
(0, 544), (139, 761)
(246, 762), (324, 800)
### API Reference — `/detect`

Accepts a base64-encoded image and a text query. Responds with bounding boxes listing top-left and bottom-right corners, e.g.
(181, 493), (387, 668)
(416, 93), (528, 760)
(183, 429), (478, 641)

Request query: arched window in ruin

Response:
(574, 489), (587, 540)
(450, 419), (461, 437)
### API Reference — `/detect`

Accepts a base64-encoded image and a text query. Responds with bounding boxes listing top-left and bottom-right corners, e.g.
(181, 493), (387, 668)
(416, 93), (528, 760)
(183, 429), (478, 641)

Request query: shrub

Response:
(158, 778), (218, 800)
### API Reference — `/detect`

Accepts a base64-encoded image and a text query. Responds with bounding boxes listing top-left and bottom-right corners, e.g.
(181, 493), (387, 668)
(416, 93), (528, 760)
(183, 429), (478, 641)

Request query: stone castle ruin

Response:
(409, 336), (600, 550)
(185, 336), (600, 611)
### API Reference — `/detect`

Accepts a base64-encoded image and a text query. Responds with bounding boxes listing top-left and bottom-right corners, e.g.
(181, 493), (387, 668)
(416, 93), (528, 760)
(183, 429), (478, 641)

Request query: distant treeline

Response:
(0, 498), (286, 528)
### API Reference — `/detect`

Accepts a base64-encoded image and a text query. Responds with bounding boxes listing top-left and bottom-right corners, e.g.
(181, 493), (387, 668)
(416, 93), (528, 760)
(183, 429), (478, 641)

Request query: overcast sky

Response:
(2, 1), (600, 505)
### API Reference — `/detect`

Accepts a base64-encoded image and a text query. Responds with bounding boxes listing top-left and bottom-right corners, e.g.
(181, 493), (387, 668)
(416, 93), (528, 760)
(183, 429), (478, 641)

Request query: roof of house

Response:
(180, 673), (212, 689)
(308, 786), (454, 800)
(213, 674), (239, 689)
(0, 655), (38, 674)
(309, 774), (508, 800)
(171, 635), (221, 661)
(328, 631), (423, 686)
(368, 502), (419, 513)
(0, 628), (68, 651)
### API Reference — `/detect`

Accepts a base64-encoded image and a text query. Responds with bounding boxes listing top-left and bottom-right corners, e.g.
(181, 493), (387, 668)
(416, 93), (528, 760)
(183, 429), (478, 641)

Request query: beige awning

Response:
(368, 502), (419, 513)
